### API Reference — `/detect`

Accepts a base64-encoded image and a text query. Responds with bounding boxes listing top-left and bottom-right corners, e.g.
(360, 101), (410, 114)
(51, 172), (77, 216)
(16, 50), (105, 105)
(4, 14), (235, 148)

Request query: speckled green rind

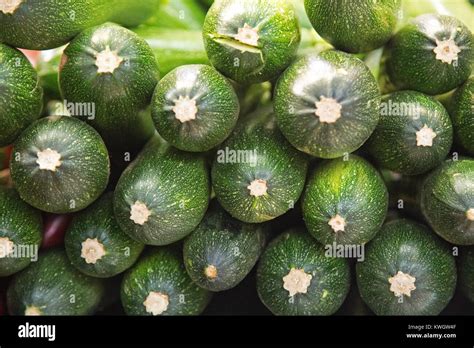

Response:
(274, 50), (380, 159)
(450, 77), (474, 155)
(459, 247), (474, 303)
(59, 22), (159, 152)
(0, 187), (42, 277)
(121, 247), (212, 315)
(65, 193), (144, 278)
(7, 249), (106, 315)
(202, 0), (300, 84)
(183, 202), (267, 291)
(420, 158), (474, 245)
(356, 219), (456, 315)
(10, 116), (110, 214)
(386, 14), (473, 95)
(114, 136), (210, 246)
(257, 228), (350, 315)
(302, 155), (388, 245)
(0, 0), (160, 50)
(0, 43), (42, 147)
(211, 108), (308, 223)
(304, 0), (401, 53)
(367, 91), (453, 176)
(151, 65), (239, 152)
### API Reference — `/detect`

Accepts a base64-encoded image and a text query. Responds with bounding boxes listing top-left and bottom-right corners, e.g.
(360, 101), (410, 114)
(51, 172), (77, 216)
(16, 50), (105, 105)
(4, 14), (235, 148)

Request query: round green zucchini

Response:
(274, 50), (380, 159)
(356, 219), (456, 315)
(302, 155), (388, 245)
(450, 77), (474, 156)
(10, 116), (110, 214)
(386, 14), (473, 95)
(257, 228), (350, 315)
(65, 193), (144, 278)
(367, 90), (453, 175)
(202, 0), (300, 84)
(151, 64), (239, 152)
(121, 247), (212, 315)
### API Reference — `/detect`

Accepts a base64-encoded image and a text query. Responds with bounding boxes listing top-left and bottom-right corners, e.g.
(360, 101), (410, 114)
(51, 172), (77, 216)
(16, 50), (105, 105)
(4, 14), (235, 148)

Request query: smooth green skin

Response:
(305, 0), (401, 53)
(133, 27), (210, 76)
(152, 64), (239, 152)
(144, 0), (206, 30)
(257, 228), (350, 315)
(203, 0), (301, 84)
(10, 116), (110, 214)
(386, 14), (473, 95)
(59, 22), (159, 152)
(0, 188), (42, 277)
(450, 77), (474, 155)
(274, 50), (380, 159)
(121, 247), (212, 315)
(0, 0), (160, 50)
(420, 158), (474, 245)
(302, 155), (388, 245)
(183, 202), (267, 292)
(459, 247), (474, 303)
(356, 219), (456, 315)
(7, 249), (106, 315)
(367, 91), (453, 176)
(65, 193), (144, 278)
(114, 136), (210, 246)
(0, 43), (42, 147)
(211, 109), (308, 223)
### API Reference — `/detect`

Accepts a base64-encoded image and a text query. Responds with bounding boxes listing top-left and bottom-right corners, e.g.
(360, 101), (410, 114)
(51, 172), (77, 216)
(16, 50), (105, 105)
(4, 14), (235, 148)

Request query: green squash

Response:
(151, 64), (239, 152)
(59, 22), (159, 152)
(0, 187), (42, 277)
(459, 246), (474, 303)
(183, 202), (267, 291)
(356, 219), (456, 315)
(302, 155), (388, 245)
(367, 91), (453, 175)
(386, 14), (473, 95)
(7, 249), (106, 315)
(202, 0), (300, 84)
(121, 247), (212, 315)
(420, 158), (474, 245)
(304, 0), (401, 53)
(450, 77), (474, 156)
(10, 116), (110, 214)
(211, 107), (309, 223)
(274, 50), (380, 159)
(257, 228), (351, 315)
(114, 136), (210, 246)
(65, 193), (144, 278)
(0, 43), (43, 147)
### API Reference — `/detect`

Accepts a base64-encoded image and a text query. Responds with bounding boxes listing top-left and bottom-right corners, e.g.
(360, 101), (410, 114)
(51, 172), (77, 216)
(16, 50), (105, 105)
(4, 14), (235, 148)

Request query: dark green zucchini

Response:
(114, 135), (210, 246)
(257, 228), (351, 315)
(450, 77), (474, 156)
(121, 247), (212, 315)
(356, 219), (456, 315)
(7, 248), (106, 315)
(459, 247), (474, 303)
(202, 0), (300, 84)
(183, 202), (267, 291)
(420, 158), (474, 245)
(367, 91), (453, 175)
(0, 0), (160, 50)
(151, 64), (239, 152)
(386, 14), (473, 95)
(302, 155), (388, 245)
(211, 107), (309, 223)
(0, 43), (43, 147)
(304, 0), (401, 53)
(59, 22), (159, 152)
(10, 116), (110, 214)
(274, 50), (380, 159)
(0, 187), (42, 277)
(65, 193), (144, 278)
